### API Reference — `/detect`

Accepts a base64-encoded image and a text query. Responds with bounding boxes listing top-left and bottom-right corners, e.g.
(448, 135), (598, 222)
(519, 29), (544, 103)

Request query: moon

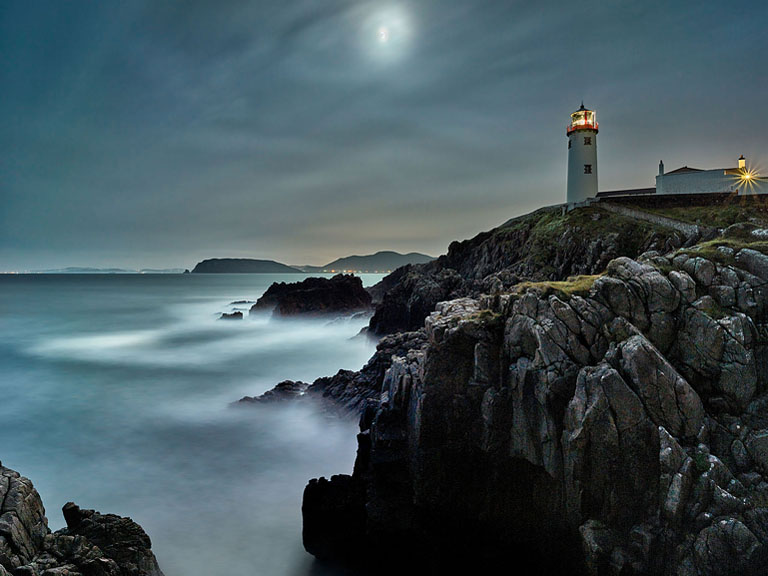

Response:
(361, 6), (412, 64)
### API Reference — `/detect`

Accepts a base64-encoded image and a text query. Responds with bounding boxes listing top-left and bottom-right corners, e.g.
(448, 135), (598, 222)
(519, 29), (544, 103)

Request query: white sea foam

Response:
(0, 273), (383, 576)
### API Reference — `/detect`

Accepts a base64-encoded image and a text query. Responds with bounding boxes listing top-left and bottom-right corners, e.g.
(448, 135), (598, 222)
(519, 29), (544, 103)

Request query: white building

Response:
(656, 156), (768, 196)
(566, 103), (598, 204)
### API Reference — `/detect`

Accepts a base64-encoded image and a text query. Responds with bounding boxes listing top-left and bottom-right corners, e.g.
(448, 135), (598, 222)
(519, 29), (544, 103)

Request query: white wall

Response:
(567, 129), (598, 204)
(656, 169), (768, 195)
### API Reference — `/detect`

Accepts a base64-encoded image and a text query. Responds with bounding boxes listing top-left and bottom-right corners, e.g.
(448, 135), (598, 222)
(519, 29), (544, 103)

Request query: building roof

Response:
(596, 187), (656, 198)
(665, 166), (704, 175)
(665, 165), (740, 175)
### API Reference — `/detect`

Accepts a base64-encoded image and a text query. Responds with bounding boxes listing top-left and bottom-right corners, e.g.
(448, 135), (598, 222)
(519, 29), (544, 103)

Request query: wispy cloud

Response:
(1, 0), (766, 269)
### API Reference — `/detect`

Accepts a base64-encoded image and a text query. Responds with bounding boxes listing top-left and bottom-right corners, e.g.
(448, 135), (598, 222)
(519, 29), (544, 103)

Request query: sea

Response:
(0, 273), (385, 576)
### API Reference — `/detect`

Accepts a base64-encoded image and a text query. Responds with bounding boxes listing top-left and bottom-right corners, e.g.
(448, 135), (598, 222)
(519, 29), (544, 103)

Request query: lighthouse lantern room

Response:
(567, 103), (599, 205)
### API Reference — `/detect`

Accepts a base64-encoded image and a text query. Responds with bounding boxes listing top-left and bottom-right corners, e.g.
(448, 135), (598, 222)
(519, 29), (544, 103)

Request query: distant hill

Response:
(299, 251), (435, 273)
(191, 258), (302, 274)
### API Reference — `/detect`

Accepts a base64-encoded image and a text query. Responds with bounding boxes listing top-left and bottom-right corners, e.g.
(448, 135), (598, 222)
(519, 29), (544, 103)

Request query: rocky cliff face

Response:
(0, 463), (163, 576)
(303, 218), (768, 575)
(368, 205), (693, 335)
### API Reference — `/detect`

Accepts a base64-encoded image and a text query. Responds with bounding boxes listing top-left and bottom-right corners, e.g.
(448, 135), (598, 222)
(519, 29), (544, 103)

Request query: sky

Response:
(1, 0), (767, 271)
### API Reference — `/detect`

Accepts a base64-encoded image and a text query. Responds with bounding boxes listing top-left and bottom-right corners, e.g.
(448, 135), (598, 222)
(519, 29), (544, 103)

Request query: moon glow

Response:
(361, 6), (412, 64)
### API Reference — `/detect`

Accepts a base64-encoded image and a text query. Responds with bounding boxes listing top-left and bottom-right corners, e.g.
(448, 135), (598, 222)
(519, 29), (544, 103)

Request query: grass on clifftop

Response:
(513, 274), (600, 299)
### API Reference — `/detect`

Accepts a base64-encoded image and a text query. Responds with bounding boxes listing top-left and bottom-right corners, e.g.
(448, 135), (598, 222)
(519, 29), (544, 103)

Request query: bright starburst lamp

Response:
(732, 156), (766, 194)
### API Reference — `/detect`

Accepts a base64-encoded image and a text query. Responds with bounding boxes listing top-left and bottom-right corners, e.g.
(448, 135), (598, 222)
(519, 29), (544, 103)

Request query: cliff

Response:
(368, 205), (699, 334)
(301, 204), (768, 575)
(0, 462), (163, 576)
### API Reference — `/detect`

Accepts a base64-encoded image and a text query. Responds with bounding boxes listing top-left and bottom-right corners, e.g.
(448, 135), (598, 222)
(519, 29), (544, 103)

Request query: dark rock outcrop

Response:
(303, 244), (768, 575)
(250, 274), (372, 317)
(0, 463), (163, 576)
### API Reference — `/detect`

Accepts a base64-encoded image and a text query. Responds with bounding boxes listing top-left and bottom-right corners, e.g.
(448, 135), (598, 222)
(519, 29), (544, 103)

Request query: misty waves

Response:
(0, 273), (383, 575)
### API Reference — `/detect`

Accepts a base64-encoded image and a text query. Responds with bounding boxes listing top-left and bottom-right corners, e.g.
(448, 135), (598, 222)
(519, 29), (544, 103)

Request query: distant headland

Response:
(191, 258), (302, 274)
(191, 251), (434, 274)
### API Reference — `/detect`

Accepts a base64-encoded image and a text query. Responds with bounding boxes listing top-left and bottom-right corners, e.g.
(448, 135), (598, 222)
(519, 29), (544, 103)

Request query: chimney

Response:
(659, 160), (664, 176)
(739, 155), (746, 169)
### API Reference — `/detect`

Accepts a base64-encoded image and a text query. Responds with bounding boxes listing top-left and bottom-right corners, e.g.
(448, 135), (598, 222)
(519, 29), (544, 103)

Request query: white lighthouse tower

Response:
(567, 103), (599, 205)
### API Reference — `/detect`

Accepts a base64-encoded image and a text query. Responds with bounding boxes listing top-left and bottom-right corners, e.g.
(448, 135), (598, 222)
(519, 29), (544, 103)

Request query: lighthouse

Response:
(567, 103), (599, 204)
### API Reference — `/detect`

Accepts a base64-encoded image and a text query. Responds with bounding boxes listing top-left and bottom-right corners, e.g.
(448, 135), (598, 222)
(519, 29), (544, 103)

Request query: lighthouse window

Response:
(584, 137), (592, 146)
(584, 164), (592, 174)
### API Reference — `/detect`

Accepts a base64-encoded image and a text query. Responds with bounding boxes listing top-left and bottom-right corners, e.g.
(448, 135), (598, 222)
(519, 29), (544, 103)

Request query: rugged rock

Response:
(250, 274), (372, 316)
(0, 464), (163, 576)
(302, 234), (768, 575)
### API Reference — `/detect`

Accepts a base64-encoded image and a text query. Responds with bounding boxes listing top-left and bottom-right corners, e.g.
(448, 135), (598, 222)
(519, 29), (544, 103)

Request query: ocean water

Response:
(0, 273), (383, 575)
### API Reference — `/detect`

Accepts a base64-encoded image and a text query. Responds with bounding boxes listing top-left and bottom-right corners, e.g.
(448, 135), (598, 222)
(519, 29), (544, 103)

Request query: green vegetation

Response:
(513, 274), (600, 299)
